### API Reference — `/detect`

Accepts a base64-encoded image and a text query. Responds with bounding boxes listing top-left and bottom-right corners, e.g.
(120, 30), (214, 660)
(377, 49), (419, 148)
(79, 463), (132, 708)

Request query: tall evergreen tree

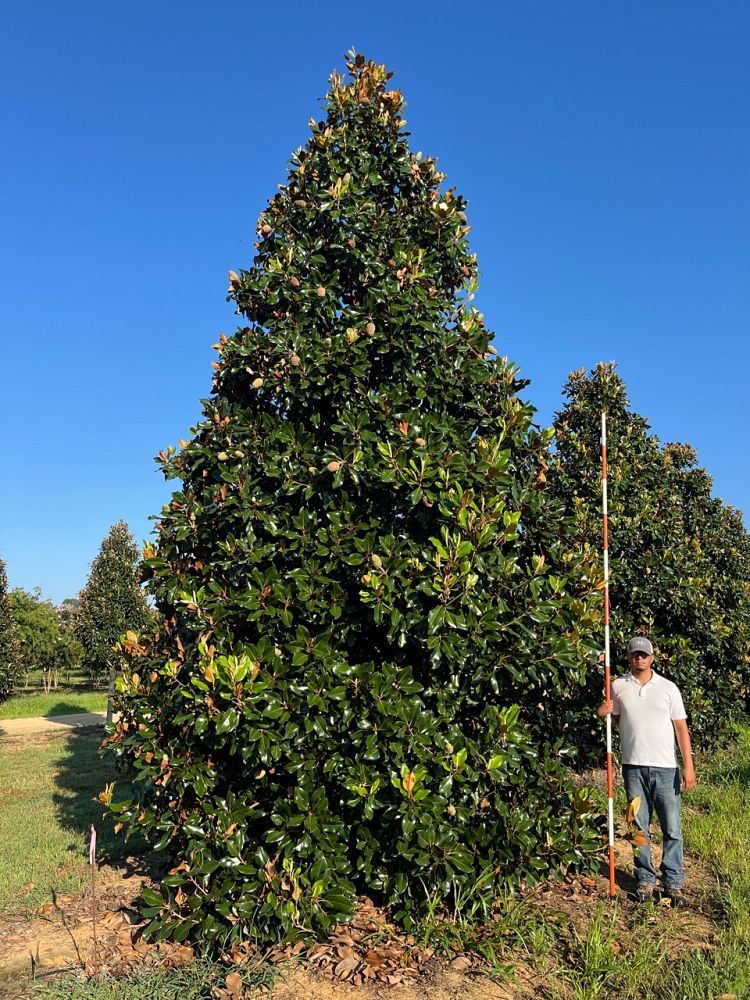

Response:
(74, 521), (152, 683)
(106, 54), (602, 947)
(551, 362), (750, 752)
(0, 559), (20, 703)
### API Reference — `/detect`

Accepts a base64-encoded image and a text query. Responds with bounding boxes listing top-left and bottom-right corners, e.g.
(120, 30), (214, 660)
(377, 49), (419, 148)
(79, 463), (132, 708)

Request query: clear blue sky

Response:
(1, 2), (748, 604)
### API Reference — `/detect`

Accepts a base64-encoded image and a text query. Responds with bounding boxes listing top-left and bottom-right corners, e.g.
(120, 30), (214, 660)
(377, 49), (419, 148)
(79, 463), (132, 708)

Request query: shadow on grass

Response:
(51, 725), (164, 883)
(43, 701), (103, 718)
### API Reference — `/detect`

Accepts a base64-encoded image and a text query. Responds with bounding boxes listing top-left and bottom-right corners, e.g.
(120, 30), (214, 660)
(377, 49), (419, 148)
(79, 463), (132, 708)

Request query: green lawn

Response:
(1, 667), (107, 720)
(0, 689), (108, 719)
(0, 728), (144, 917)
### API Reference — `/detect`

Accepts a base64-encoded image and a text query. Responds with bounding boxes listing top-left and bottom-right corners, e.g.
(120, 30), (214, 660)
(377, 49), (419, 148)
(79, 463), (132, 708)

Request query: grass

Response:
(33, 955), (279, 999)
(1, 667), (107, 720)
(550, 903), (676, 1000)
(0, 729), (144, 917)
(2, 724), (750, 998)
(0, 690), (108, 720)
(550, 725), (750, 999)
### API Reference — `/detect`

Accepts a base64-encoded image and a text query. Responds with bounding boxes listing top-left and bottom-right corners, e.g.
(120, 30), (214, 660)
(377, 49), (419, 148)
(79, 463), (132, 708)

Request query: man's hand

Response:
(681, 766), (696, 792)
(597, 699), (614, 719)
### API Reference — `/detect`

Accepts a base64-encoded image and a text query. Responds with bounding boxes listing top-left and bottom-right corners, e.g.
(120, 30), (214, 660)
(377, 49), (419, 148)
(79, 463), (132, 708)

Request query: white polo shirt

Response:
(612, 671), (687, 768)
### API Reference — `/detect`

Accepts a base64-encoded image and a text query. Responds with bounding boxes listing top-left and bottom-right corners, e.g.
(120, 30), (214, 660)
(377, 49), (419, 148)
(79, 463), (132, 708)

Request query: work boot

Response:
(666, 888), (688, 909)
(635, 885), (654, 904)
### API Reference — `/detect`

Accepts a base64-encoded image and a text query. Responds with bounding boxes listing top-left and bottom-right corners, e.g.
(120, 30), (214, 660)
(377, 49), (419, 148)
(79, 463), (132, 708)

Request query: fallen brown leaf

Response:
(334, 956), (359, 978)
(225, 970), (243, 996)
(332, 932), (356, 947)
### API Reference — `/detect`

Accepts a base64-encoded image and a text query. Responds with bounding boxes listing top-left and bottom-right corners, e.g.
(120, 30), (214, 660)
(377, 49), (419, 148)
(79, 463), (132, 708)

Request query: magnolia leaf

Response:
(626, 797), (641, 825)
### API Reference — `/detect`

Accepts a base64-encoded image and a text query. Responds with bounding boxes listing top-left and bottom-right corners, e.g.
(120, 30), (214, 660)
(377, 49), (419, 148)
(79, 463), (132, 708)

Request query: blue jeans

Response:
(622, 765), (684, 890)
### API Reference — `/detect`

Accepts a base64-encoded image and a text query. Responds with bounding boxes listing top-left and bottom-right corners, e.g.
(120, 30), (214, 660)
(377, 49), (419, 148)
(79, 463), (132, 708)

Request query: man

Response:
(597, 636), (695, 906)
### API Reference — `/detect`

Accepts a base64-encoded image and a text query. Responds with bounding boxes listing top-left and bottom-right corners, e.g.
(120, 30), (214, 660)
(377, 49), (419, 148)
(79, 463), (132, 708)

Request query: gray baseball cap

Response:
(627, 636), (653, 655)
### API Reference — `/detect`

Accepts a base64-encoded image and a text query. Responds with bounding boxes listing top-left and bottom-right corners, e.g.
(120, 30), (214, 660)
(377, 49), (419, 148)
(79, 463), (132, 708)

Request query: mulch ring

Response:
(275, 896), (441, 988)
(93, 895), (445, 989)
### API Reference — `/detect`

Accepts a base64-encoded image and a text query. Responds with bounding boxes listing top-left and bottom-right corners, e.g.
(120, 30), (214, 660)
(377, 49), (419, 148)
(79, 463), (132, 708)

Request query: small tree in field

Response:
(551, 362), (750, 755)
(8, 587), (59, 689)
(74, 521), (152, 685)
(105, 54), (602, 948)
(51, 598), (84, 686)
(0, 559), (20, 703)
(48, 632), (84, 689)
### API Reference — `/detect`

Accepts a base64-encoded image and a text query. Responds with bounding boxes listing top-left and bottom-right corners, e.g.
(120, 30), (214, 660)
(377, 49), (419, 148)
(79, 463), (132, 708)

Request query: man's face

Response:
(628, 650), (653, 674)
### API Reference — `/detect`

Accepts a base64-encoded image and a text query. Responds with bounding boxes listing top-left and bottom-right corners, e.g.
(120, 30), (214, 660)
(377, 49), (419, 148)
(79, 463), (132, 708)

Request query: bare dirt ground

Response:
(0, 836), (719, 1000)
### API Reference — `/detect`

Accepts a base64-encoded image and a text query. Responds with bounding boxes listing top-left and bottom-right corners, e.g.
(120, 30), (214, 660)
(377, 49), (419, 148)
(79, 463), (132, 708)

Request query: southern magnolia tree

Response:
(106, 55), (602, 947)
(551, 363), (750, 753)
(74, 521), (152, 684)
(0, 559), (20, 703)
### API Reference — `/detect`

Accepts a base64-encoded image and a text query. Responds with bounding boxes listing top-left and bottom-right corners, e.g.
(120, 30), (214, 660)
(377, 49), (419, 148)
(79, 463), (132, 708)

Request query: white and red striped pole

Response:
(601, 411), (616, 899)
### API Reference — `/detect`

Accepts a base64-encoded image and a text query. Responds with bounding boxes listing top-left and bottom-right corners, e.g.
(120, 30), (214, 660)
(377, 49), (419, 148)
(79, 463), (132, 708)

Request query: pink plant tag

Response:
(89, 825), (97, 867)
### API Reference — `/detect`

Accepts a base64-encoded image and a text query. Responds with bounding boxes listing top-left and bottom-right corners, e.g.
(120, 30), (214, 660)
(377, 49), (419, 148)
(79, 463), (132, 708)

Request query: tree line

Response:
(0, 521), (152, 699)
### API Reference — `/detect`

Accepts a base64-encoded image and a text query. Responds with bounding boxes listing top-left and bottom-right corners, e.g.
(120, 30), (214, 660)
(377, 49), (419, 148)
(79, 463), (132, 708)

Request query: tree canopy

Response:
(7, 586), (60, 685)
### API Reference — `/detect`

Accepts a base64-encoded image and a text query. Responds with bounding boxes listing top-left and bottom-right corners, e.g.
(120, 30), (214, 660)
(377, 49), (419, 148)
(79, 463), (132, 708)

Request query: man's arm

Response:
(673, 719), (695, 791)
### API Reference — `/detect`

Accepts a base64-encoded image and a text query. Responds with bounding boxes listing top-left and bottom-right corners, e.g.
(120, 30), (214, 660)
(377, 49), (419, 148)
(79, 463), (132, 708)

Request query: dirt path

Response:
(0, 713), (116, 737)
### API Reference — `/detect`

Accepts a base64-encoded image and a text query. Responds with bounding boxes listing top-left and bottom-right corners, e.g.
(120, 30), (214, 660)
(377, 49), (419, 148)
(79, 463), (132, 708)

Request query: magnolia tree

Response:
(551, 362), (750, 754)
(0, 559), (20, 703)
(105, 55), (602, 948)
(74, 521), (152, 685)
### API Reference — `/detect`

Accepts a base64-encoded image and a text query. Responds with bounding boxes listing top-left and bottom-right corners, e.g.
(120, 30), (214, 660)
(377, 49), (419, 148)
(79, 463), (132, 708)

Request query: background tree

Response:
(47, 632), (84, 689)
(551, 362), (750, 755)
(57, 597), (79, 631)
(105, 54), (602, 948)
(0, 559), (20, 703)
(7, 587), (60, 689)
(51, 599), (84, 686)
(74, 521), (152, 686)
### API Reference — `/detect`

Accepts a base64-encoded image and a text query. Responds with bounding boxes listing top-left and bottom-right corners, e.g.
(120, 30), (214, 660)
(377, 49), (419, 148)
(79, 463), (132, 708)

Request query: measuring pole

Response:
(601, 411), (616, 899)
(89, 824), (99, 968)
